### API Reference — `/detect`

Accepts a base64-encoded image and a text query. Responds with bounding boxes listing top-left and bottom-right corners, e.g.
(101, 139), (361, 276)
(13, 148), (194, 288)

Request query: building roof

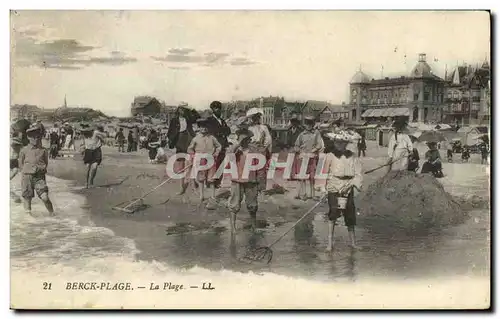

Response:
(350, 70), (371, 84)
(132, 96), (159, 109)
(410, 53), (433, 78)
(305, 100), (330, 112)
(361, 107), (410, 118)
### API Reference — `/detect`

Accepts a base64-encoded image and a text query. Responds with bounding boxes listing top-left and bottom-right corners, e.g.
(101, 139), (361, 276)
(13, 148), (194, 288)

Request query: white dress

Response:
(387, 132), (413, 171)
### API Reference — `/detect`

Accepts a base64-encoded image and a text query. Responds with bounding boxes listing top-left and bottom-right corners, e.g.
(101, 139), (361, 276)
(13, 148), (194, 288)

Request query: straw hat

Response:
(26, 123), (43, 134)
(325, 130), (353, 143)
(246, 108), (263, 117)
(11, 136), (23, 146)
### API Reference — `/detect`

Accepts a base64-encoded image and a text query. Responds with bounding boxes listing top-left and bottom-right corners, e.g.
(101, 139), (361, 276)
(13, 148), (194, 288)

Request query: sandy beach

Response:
(10, 141), (490, 309)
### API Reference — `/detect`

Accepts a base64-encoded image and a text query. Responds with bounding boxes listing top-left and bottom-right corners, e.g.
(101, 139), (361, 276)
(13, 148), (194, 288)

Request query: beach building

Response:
(349, 53), (446, 124)
(131, 96), (162, 117)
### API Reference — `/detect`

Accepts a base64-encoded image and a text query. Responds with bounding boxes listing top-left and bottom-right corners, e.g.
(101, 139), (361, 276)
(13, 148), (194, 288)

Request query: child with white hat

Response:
(323, 131), (362, 251)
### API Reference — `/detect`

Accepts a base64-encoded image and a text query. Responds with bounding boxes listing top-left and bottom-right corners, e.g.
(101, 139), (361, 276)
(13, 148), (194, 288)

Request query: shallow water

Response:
(9, 167), (490, 308)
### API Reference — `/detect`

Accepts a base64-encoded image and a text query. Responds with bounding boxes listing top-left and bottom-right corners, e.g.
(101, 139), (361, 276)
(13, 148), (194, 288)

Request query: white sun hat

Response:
(246, 107), (264, 117)
(325, 130), (353, 143)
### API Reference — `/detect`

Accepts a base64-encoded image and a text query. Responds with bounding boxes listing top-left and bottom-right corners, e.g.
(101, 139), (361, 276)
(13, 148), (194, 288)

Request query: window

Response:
(424, 92), (430, 101)
(414, 93), (419, 101)
(447, 91), (452, 98)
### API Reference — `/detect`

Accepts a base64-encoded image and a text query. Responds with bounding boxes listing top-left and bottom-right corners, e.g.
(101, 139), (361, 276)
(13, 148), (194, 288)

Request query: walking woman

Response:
(167, 104), (196, 194)
(81, 125), (107, 189)
(293, 115), (324, 200)
(387, 119), (413, 172)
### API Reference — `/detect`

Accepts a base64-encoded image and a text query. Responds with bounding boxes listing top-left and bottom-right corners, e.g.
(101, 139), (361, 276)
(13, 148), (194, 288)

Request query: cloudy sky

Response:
(11, 11), (490, 116)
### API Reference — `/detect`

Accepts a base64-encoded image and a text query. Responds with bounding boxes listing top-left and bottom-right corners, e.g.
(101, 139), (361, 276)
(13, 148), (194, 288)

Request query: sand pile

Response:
(357, 170), (468, 232)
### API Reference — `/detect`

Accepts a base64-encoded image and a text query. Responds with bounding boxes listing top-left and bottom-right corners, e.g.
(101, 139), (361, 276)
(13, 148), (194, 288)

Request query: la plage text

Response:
(66, 282), (133, 290)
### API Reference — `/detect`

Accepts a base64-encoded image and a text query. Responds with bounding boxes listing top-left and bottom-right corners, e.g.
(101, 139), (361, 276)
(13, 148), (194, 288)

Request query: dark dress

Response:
(205, 115), (231, 188)
(421, 149), (443, 177)
(147, 131), (160, 160)
(167, 117), (195, 154)
(407, 148), (420, 172)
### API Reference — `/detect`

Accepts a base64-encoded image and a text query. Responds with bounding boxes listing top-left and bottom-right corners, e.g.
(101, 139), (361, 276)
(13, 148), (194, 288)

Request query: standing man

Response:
(115, 128), (125, 153)
(132, 125), (139, 152)
(246, 108), (272, 194)
(205, 101), (231, 194)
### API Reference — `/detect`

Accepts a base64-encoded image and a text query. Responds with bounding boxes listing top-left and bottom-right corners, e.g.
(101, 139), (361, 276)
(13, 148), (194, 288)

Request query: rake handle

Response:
(267, 194), (327, 248)
(122, 164), (193, 210)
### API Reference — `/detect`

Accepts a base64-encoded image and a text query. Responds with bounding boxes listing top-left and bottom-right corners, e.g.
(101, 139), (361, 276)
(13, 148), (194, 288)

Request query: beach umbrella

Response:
(417, 130), (447, 143)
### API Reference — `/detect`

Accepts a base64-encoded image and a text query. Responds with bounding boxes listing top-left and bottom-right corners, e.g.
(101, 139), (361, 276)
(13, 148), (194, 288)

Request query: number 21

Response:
(43, 282), (52, 290)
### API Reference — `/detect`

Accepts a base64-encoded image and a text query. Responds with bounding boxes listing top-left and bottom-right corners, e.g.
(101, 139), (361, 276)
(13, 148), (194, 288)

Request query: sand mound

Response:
(357, 170), (467, 232)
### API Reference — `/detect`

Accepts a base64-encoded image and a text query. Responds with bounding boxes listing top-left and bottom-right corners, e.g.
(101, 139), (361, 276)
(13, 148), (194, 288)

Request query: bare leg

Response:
(230, 212), (237, 233)
(348, 226), (358, 249)
(23, 198), (33, 216)
(40, 193), (55, 216)
(250, 213), (257, 232)
(199, 181), (205, 203)
(89, 163), (99, 187)
(85, 164), (92, 188)
(326, 220), (335, 252)
(296, 181), (305, 199)
(211, 184), (216, 200)
(310, 180), (315, 199)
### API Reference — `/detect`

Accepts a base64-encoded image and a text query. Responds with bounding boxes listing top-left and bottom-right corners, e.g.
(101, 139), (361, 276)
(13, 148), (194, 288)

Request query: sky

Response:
(10, 10), (490, 117)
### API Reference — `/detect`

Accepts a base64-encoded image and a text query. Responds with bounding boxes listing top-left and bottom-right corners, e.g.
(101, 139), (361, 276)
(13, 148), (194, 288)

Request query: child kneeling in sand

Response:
(187, 117), (222, 203)
(18, 124), (55, 216)
(324, 131), (362, 251)
(227, 128), (259, 232)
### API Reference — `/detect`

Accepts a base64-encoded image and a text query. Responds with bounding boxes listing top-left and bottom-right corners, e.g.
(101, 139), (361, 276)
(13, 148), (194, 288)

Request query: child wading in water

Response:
(18, 124), (55, 216)
(324, 131), (362, 251)
(81, 125), (107, 188)
(10, 136), (24, 203)
(227, 128), (259, 233)
(187, 118), (222, 204)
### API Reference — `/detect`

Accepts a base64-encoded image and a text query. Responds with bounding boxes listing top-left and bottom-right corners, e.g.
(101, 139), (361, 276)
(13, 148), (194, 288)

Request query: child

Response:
(479, 142), (489, 165)
(49, 129), (59, 159)
(461, 145), (470, 163)
(147, 129), (161, 164)
(227, 128), (259, 232)
(187, 118), (222, 203)
(293, 115), (324, 200)
(421, 141), (444, 178)
(324, 131), (362, 251)
(18, 124), (55, 216)
(407, 136), (420, 172)
(446, 141), (453, 163)
(10, 136), (23, 203)
(81, 125), (107, 189)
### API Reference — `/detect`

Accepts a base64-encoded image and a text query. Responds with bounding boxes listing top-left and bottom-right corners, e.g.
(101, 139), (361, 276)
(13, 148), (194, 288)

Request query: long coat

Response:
(205, 115), (231, 148)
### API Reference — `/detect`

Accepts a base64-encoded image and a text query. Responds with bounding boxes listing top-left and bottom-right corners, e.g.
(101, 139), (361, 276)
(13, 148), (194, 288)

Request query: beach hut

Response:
(457, 125), (489, 146)
(357, 124), (379, 141)
(376, 126), (393, 147)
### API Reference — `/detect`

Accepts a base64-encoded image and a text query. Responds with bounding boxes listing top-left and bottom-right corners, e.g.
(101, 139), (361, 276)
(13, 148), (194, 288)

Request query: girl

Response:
(324, 131), (362, 251)
(187, 118), (222, 203)
(147, 128), (160, 163)
(421, 141), (444, 178)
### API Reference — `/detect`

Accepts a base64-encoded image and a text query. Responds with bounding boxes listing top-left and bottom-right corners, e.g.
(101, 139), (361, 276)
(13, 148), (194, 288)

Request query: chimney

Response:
(418, 53), (427, 62)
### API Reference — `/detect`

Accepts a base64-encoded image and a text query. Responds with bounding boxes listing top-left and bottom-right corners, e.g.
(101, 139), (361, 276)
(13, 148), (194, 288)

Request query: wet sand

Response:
(43, 143), (491, 281)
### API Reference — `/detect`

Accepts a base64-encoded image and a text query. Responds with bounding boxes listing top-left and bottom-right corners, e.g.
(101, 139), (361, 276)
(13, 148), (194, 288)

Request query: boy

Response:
(324, 131), (362, 251)
(227, 128), (259, 233)
(10, 136), (23, 203)
(293, 115), (324, 200)
(18, 124), (55, 216)
(187, 118), (222, 203)
(81, 125), (107, 188)
(461, 145), (470, 163)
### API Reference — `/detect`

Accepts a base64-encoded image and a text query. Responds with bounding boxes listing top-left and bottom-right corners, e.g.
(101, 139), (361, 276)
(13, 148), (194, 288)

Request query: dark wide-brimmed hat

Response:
(392, 118), (408, 130)
(304, 115), (316, 123)
(196, 117), (209, 125)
